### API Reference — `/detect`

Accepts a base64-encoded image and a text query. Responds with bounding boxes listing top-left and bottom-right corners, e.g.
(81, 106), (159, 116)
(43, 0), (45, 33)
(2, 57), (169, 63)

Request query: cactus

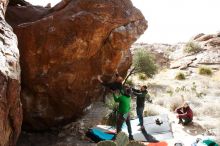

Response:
(115, 132), (129, 146)
(127, 141), (146, 146)
(97, 140), (117, 146)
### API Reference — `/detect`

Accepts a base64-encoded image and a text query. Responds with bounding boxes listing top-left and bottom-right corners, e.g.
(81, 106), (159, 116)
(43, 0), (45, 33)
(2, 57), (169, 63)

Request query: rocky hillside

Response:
(169, 33), (220, 70)
(133, 32), (220, 70)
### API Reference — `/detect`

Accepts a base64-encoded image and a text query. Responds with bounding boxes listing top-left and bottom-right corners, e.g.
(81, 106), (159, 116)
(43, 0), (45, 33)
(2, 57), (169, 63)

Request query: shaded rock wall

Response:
(0, 0), (22, 145)
(6, 0), (147, 130)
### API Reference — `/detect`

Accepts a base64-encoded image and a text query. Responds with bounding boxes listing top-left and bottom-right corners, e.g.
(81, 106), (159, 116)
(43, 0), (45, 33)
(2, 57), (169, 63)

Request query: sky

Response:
(26, 0), (220, 44)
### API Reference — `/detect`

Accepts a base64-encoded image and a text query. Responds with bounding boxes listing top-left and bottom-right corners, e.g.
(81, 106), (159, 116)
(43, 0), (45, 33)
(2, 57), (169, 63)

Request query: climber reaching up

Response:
(97, 72), (124, 92)
(132, 85), (152, 130)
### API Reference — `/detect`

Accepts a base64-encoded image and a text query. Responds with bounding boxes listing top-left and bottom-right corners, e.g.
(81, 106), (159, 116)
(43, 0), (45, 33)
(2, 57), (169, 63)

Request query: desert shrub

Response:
(138, 73), (147, 80)
(168, 97), (183, 111)
(199, 66), (212, 75)
(166, 88), (174, 97)
(102, 110), (117, 126)
(175, 72), (186, 80)
(196, 92), (206, 98)
(105, 95), (118, 110)
(175, 86), (187, 92)
(184, 41), (201, 53)
(171, 83), (205, 99)
(125, 79), (134, 86)
(123, 49), (158, 83)
(103, 96), (118, 126)
(133, 49), (158, 78)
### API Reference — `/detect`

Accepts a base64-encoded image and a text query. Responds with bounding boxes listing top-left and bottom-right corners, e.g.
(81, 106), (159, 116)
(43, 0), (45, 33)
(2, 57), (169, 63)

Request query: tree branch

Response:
(123, 67), (136, 85)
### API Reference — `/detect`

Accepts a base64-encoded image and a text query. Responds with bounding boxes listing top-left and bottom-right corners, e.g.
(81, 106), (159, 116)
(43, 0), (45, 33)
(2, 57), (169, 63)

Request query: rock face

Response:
(169, 32), (220, 69)
(0, 0), (22, 145)
(6, 0), (147, 130)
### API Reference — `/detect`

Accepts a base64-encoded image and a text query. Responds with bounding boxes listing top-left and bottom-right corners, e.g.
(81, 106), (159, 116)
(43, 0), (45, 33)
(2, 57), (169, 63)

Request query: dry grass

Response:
(154, 96), (184, 112)
(198, 66), (212, 75)
(193, 103), (220, 118)
(154, 98), (165, 106)
(138, 73), (147, 80)
(144, 105), (159, 116)
(168, 96), (184, 111)
(184, 41), (201, 54)
(213, 70), (220, 81)
(153, 96), (185, 111)
(175, 72), (186, 80)
(125, 79), (134, 86)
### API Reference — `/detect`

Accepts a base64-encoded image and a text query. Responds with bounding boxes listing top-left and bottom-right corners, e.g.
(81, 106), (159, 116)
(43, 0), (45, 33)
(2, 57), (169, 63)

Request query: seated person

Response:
(175, 101), (193, 125)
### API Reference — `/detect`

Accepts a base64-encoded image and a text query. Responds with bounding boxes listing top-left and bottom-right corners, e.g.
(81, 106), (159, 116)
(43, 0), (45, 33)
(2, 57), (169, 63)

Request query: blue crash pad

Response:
(91, 128), (115, 140)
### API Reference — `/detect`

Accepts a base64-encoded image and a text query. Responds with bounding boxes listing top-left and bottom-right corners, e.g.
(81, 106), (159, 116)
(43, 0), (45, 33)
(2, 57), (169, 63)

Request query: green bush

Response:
(184, 41), (201, 53)
(125, 79), (134, 86)
(175, 72), (186, 80)
(138, 73), (147, 80)
(133, 49), (158, 78)
(199, 66), (212, 75)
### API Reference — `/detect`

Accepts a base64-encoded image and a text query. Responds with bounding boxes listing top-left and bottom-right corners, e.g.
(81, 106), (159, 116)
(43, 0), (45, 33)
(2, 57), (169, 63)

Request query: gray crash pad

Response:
(122, 114), (173, 141)
(96, 114), (173, 142)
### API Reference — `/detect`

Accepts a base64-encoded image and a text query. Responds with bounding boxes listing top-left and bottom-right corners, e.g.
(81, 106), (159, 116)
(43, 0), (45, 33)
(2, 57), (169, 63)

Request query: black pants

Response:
(116, 113), (133, 137)
(136, 107), (144, 126)
(176, 109), (192, 125)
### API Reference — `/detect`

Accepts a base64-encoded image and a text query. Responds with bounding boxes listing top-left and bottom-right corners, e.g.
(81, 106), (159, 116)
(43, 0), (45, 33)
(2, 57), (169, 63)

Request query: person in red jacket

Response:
(175, 101), (193, 125)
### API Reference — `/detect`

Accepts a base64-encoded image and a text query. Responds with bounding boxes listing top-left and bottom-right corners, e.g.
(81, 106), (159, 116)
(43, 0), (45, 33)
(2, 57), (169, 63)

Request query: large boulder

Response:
(6, 0), (147, 130)
(0, 0), (22, 145)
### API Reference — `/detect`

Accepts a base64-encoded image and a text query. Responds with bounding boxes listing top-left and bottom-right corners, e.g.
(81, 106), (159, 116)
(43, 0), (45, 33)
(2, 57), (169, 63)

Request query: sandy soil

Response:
(130, 67), (220, 145)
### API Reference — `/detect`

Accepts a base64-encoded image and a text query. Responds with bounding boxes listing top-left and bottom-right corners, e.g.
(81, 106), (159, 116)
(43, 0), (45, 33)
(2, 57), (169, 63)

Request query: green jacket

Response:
(113, 93), (131, 114)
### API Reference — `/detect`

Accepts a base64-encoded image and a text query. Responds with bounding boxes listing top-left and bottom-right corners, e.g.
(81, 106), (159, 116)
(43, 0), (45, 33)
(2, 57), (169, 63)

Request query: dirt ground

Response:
(17, 67), (220, 146)
(130, 67), (220, 145)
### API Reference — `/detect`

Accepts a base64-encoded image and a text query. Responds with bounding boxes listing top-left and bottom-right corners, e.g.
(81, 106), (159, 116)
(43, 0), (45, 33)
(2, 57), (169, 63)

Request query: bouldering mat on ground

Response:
(124, 114), (173, 141)
(86, 128), (115, 142)
(96, 114), (173, 142)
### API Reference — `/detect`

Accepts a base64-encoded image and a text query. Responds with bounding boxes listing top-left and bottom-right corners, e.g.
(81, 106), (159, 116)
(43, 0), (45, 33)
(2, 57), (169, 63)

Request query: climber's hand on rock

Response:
(97, 75), (103, 83)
